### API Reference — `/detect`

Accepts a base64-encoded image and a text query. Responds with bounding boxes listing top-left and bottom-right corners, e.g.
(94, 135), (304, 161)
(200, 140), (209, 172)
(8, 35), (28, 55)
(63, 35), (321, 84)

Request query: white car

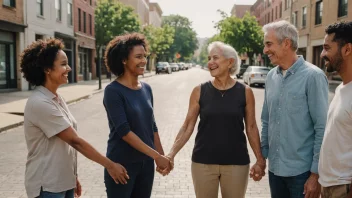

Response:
(243, 66), (270, 87)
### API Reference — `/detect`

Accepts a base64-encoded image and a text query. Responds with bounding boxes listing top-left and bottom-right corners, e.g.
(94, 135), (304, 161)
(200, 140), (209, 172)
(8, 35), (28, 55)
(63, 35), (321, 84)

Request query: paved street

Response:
(0, 67), (270, 198)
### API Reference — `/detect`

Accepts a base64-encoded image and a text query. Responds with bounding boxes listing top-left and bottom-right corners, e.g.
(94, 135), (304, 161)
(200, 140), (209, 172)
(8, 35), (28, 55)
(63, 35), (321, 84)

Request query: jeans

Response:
(105, 159), (155, 198)
(37, 188), (74, 198)
(269, 171), (311, 198)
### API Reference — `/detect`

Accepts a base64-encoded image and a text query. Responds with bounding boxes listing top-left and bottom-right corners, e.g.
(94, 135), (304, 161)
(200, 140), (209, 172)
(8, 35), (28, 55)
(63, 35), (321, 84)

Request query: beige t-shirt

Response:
(24, 86), (77, 198)
(318, 82), (352, 187)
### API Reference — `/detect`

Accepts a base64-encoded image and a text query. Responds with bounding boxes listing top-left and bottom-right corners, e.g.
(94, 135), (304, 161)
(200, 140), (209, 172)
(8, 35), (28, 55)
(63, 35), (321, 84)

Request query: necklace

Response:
(214, 80), (229, 97)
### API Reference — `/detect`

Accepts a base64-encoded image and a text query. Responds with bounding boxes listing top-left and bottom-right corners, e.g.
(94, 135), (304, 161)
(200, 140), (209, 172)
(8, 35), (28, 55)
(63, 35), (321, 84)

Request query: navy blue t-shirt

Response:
(103, 81), (158, 163)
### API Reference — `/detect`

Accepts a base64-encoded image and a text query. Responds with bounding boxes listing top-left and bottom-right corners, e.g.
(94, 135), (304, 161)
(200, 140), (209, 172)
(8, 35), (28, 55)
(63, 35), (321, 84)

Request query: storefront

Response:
(0, 31), (16, 90)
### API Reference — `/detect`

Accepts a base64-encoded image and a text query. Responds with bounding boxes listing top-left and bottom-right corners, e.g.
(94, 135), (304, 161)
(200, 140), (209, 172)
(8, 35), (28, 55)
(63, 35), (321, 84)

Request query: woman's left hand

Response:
(74, 177), (82, 198)
(250, 161), (266, 181)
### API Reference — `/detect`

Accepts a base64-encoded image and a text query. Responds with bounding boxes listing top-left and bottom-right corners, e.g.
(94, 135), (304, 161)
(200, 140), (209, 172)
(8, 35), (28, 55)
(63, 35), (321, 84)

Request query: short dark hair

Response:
(20, 38), (64, 86)
(325, 21), (352, 47)
(104, 33), (149, 76)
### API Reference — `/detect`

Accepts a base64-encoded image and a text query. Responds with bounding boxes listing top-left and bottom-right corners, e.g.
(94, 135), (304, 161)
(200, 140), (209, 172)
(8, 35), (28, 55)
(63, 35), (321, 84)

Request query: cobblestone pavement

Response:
(0, 68), (270, 198)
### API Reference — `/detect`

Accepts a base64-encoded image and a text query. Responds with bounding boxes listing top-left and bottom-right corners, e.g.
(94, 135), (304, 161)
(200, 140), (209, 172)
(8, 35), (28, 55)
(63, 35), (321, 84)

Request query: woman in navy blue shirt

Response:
(103, 33), (171, 198)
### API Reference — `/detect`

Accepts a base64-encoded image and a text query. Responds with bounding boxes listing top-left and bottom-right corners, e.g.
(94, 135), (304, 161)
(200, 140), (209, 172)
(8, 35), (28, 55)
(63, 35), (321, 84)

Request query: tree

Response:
(95, 0), (140, 83)
(95, 0), (140, 55)
(162, 15), (198, 62)
(216, 12), (263, 64)
(142, 25), (175, 69)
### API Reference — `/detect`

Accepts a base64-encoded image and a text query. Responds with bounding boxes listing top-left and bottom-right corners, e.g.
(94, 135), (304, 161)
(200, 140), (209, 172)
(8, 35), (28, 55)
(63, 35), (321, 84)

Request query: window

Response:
(83, 12), (86, 33)
(275, 6), (278, 19)
(90, 0), (92, 5)
(315, 1), (323, 25)
(292, 11), (298, 27)
(338, 0), (348, 17)
(280, 2), (282, 18)
(78, 9), (81, 31)
(302, 7), (307, 28)
(37, 0), (43, 16)
(89, 14), (92, 35)
(272, 9), (274, 21)
(285, 0), (291, 10)
(67, 3), (73, 26)
(55, 0), (61, 21)
(268, 12), (271, 23)
(3, 0), (15, 7)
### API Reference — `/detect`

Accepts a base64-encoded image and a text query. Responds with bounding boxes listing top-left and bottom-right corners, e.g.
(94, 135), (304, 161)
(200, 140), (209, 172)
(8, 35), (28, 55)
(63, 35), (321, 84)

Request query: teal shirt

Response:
(261, 56), (328, 177)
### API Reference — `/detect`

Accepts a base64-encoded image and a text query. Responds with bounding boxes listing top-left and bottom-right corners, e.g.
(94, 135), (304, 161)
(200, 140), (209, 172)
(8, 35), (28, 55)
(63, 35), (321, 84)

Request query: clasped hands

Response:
(155, 154), (174, 176)
(249, 160), (266, 181)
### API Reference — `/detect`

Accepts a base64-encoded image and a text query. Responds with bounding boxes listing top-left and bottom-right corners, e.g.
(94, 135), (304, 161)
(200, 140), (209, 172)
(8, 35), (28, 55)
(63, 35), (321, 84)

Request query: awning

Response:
(0, 20), (26, 32)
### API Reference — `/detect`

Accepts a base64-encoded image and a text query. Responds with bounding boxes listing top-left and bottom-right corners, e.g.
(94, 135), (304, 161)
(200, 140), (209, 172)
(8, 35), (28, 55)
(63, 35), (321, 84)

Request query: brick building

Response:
(74, 0), (96, 81)
(149, 2), (162, 27)
(251, 0), (265, 25)
(118, 0), (150, 26)
(231, 4), (252, 18)
(0, 0), (26, 91)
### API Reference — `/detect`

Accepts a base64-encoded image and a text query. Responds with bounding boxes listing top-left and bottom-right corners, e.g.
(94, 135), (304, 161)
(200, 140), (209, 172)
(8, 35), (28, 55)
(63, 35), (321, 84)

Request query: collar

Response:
(36, 86), (57, 100)
(276, 55), (305, 75)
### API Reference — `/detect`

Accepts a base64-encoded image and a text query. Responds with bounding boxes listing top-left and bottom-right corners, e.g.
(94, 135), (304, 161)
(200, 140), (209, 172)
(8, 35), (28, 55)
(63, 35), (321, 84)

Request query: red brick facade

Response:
(73, 0), (96, 81)
(0, 0), (24, 25)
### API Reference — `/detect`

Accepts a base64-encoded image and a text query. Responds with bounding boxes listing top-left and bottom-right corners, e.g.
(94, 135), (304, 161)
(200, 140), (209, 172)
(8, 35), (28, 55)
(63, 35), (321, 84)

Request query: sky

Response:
(150, 0), (257, 38)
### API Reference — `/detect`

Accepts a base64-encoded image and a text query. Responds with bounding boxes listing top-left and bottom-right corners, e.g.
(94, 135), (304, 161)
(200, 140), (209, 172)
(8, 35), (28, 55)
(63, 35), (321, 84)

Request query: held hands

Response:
(106, 162), (130, 185)
(249, 160), (266, 181)
(155, 154), (174, 176)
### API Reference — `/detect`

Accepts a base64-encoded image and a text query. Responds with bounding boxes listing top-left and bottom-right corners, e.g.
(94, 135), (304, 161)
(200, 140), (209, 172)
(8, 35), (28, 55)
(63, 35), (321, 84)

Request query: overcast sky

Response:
(150, 0), (257, 38)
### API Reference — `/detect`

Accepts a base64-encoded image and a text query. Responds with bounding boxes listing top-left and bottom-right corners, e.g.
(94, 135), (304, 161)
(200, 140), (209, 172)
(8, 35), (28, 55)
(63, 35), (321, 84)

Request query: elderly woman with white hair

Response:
(164, 41), (266, 198)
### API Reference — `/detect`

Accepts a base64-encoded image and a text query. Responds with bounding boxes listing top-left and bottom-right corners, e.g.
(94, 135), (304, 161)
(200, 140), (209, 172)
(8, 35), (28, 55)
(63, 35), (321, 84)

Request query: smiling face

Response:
(263, 30), (286, 66)
(207, 47), (233, 77)
(124, 45), (147, 76)
(46, 50), (71, 86)
(321, 33), (344, 73)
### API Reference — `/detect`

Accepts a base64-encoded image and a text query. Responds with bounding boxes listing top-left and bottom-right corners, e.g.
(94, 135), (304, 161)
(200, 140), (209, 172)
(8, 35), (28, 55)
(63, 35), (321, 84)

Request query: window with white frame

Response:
(56, 0), (62, 21)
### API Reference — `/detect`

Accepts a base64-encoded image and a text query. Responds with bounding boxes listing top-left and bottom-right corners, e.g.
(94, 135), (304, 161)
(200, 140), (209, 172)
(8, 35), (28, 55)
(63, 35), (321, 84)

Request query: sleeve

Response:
(261, 85), (269, 159)
(307, 71), (329, 174)
(31, 100), (71, 138)
(103, 86), (131, 138)
(147, 83), (159, 133)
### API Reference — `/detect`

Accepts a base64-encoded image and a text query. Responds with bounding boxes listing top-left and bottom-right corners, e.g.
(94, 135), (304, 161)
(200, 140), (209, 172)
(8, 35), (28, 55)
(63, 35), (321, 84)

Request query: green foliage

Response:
(162, 15), (198, 62)
(216, 11), (263, 64)
(142, 25), (175, 58)
(95, 0), (141, 49)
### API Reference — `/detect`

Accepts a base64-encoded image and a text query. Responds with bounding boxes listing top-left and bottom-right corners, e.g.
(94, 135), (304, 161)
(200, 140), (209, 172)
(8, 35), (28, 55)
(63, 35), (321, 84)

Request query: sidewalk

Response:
(0, 72), (154, 132)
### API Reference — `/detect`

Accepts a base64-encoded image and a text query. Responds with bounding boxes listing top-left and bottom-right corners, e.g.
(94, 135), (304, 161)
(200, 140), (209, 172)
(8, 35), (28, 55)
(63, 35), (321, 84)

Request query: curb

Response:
(0, 74), (156, 133)
(0, 89), (105, 133)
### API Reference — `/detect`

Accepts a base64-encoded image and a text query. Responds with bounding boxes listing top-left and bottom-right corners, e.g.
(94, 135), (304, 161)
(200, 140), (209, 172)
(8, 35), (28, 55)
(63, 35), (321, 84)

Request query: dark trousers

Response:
(269, 171), (311, 198)
(104, 159), (155, 198)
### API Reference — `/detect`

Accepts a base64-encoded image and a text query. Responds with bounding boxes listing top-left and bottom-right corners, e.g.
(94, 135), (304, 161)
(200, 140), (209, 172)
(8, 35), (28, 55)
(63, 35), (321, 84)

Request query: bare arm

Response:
(244, 86), (265, 164)
(56, 127), (129, 184)
(154, 132), (165, 155)
(168, 85), (200, 159)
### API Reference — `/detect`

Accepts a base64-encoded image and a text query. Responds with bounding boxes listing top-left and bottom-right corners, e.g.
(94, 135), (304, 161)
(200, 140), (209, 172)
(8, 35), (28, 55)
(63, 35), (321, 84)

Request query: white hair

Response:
(262, 20), (299, 51)
(207, 41), (241, 75)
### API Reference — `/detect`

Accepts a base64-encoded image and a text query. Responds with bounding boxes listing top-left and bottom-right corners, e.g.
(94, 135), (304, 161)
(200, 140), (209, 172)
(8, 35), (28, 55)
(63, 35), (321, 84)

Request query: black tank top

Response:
(192, 81), (250, 165)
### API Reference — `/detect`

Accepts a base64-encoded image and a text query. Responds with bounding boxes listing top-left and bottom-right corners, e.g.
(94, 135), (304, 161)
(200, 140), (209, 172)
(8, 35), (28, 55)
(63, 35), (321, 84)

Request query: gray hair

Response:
(207, 41), (241, 75)
(262, 20), (299, 51)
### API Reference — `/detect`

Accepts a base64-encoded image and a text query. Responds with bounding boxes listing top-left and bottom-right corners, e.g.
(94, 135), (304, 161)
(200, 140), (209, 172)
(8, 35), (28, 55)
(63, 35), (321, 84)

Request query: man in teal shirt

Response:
(261, 20), (328, 198)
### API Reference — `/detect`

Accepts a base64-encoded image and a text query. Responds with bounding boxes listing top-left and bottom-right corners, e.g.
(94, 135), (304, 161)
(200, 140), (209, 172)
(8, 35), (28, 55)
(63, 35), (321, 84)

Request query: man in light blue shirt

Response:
(261, 20), (328, 198)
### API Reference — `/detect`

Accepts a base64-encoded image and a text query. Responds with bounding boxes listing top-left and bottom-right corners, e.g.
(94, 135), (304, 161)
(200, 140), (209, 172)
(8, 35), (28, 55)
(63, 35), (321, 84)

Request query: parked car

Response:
(177, 63), (185, 70)
(243, 66), (270, 87)
(170, 63), (179, 72)
(156, 62), (172, 74)
(236, 64), (249, 79)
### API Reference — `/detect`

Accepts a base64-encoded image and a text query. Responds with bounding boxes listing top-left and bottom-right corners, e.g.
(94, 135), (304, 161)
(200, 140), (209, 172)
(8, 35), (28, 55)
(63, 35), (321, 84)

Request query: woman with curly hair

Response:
(103, 33), (171, 197)
(21, 38), (129, 198)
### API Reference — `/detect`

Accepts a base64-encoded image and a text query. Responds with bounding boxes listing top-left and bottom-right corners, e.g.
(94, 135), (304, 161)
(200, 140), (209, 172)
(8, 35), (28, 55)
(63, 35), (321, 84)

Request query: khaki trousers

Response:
(191, 162), (249, 198)
(321, 184), (351, 198)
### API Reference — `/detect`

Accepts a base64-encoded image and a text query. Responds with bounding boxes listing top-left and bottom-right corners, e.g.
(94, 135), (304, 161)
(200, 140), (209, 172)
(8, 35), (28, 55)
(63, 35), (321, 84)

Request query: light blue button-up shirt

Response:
(261, 56), (328, 177)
